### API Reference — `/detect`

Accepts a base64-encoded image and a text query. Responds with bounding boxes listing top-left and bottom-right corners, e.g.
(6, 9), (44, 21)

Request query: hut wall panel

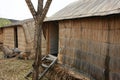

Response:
(109, 57), (120, 72)
(81, 19), (108, 43)
(58, 16), (120, 80)
(23, 21), (35, 43)
(3, 27), (15, 49)
(0, 34), (3, 43)
(21, 21), (46, 55)
(109, 72), (120, 80)
(109, 44), (120, 57)
(109, 30), (120, 44)
(109, 15), (120, 30)
(22, 22), (35, 52)
(59, 19), (106, 80)
(17, 27), (26, 51)
(108, 16), (120, 79)
(108, 16), (120, 44)
(41, 33), (46, 55)
(0, 31), (3, 43)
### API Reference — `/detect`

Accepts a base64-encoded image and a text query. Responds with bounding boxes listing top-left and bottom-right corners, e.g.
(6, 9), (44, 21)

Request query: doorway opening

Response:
(14, 27), (18, 48)
(48, 22), (59, 57)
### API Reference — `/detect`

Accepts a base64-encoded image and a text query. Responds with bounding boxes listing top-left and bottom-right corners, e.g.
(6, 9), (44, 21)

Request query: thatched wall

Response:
(2, 21), (46, 54)
(41, 33), (46, 55)
(3, 27), (15, 49)
(23, 21), (46, 54)
(58, 15), (120, 80)
(17, 26), (26, 51)
(0, 29), (3, 44)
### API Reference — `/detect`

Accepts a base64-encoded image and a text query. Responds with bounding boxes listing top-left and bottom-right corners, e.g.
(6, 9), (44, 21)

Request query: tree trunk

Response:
(32, 22), (42, 80)
(32, 0), (43, 79)
(25, 0), (52, 80)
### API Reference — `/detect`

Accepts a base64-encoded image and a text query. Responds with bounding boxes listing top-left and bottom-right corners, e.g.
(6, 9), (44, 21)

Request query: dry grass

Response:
(0, 51), (49, 80)
(46, 65), (89, 80)
(0, 51), (88, 80)
(0, 51), (33, 80)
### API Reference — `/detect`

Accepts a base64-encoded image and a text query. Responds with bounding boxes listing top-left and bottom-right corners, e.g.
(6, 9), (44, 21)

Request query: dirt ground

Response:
(0, 51), (33, 80)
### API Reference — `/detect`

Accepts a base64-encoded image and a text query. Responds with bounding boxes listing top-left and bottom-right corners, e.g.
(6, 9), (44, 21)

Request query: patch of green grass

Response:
(0, 18), (11, 27)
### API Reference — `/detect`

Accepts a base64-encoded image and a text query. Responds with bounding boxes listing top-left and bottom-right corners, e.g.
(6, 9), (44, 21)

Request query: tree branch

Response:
(38, 0), (52, 24)
(37, 0), (43, 16)
(25, 0), (37, 20)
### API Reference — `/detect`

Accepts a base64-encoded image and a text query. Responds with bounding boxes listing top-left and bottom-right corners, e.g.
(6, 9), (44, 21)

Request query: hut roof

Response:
(0, 18), (12, 27)
(0, 18), (34, 44)
(45, 0), (120, 21)
(0, 18), (34, 28)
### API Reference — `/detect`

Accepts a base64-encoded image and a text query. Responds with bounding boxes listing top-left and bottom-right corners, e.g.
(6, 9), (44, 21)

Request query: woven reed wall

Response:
(108, 16), (120, 80)
(22, 21), (35, 52)
(41, 32), (46, 55)
(2, 21), (46, 55)
(0, 29), (3, 44)
(23, 21), (46, 54)
(58, 15), (120, 80)
(17, 26), (26, 51)
(3, 27), (15, 49)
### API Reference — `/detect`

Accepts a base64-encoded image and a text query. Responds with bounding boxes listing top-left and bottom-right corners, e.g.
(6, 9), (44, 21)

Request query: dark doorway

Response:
(48, 22), (59, 56)
(14, 27), (18, 48)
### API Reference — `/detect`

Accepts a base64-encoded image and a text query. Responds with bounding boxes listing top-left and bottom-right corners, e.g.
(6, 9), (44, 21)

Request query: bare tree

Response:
(25, 0), (52, 80)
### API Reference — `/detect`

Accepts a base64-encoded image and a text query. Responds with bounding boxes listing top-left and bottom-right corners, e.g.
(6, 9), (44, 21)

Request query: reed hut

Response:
(43, 0), (120, 80)
(0, 19), (46, 54)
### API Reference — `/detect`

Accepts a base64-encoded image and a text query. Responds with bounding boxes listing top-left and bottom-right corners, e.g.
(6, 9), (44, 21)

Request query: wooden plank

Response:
(41, 63), (49, 68)
(38, 57), (57, 80)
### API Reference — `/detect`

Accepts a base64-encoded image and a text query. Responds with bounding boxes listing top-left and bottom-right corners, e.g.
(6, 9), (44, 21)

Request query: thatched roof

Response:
(0, 18), (12, 27)
(45, 0), (120, 21)
(8, 19), (19, 23)
(0, 18), (34, 28)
